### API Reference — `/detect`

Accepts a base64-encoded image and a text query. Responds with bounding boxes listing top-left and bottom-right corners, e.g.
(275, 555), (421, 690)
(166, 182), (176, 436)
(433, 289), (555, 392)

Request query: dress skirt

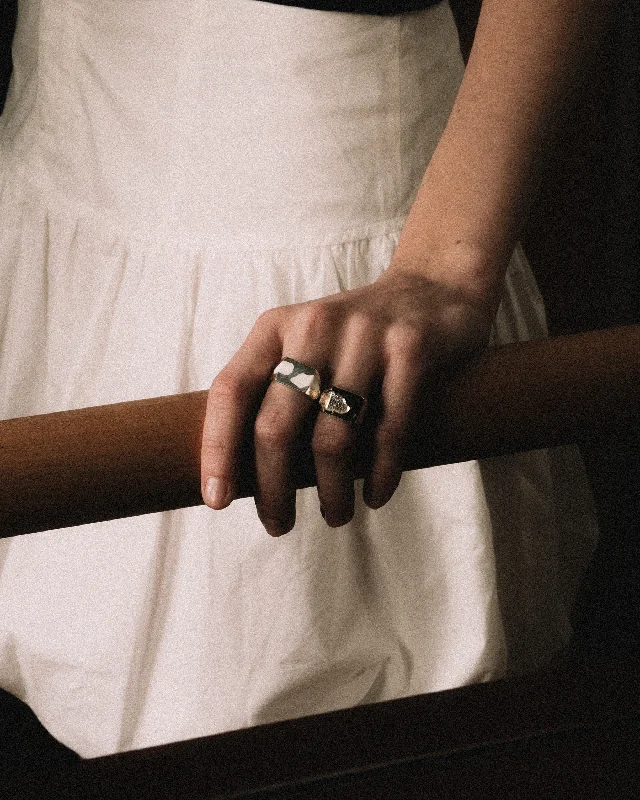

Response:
(0, 0), (597, 757)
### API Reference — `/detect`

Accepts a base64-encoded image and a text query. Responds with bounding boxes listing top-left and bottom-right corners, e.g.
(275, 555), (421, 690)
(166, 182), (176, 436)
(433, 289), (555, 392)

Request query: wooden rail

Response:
(1, 324), (639, 537)
(5, 651), (640, 799)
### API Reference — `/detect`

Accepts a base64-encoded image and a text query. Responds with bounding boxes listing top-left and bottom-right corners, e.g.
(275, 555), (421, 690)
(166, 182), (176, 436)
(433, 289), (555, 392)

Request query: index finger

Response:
(201, 312), (283, 509)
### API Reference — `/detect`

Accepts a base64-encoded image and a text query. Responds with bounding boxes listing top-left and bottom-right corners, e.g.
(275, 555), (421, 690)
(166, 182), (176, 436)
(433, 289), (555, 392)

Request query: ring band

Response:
(271, 357), (321, 400)
(319, 387), (367, 424)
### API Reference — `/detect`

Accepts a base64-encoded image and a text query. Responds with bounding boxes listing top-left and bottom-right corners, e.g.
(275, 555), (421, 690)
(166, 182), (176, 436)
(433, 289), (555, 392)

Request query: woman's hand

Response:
(200, 252), (500, 537)
(200, 0), (611, 538)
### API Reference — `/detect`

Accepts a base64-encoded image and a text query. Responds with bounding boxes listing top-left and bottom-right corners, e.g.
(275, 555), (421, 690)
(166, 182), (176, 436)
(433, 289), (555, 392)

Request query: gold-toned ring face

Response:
(318, 387), (367, 424)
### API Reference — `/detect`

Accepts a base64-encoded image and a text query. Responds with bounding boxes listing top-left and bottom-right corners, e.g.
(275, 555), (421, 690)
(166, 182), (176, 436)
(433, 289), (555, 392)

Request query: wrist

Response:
(387, 237), (508, 314)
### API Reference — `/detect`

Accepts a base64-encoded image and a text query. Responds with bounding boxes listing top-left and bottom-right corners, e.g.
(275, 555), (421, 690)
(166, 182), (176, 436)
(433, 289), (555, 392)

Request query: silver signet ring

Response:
(271, 357), (322, 401)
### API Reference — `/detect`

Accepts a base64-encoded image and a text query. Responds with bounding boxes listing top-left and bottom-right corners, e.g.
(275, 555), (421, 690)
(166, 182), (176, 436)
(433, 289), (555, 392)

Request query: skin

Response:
(201, 0), (612, 536)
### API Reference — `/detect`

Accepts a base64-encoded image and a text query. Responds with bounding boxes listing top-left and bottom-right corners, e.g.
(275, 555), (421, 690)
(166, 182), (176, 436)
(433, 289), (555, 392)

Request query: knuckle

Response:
(386, 322), (424, 357)
(312, 427), (352, 459)
(209, 370), (245, 407)
(345, 310), (374, 339)
(295, 301), (335, 340)
(253, 307), (280, 333)
(254, 409), (297, 450)
(376, 421), (405, 450)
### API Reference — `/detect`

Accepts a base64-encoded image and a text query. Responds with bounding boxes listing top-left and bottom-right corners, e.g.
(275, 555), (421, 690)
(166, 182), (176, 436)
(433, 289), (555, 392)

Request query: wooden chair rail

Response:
(5, 651), (640, 799)
(1, 324), (639, 537)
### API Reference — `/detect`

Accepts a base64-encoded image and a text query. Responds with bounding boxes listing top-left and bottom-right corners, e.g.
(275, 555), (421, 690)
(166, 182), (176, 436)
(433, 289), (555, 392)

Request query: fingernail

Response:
(205, 477), (232, 509)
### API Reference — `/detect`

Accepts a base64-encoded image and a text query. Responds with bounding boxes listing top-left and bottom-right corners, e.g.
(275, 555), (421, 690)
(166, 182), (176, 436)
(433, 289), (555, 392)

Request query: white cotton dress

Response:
(0, 0), (598, 758)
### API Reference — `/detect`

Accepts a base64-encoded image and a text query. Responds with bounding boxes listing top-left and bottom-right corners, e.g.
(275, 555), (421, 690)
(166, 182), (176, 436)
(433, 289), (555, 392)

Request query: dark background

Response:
(450, 0), (640, 657)
(0, 0), (638, 771)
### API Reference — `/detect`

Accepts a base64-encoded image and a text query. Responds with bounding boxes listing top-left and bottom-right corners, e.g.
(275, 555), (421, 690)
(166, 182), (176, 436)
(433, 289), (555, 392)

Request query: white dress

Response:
(0, 0), (597, 758)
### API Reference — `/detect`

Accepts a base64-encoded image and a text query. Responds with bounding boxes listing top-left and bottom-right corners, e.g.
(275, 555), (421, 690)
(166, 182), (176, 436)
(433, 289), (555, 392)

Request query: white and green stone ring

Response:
(271, 357), (322, 401)
(318, 387), (367, 425)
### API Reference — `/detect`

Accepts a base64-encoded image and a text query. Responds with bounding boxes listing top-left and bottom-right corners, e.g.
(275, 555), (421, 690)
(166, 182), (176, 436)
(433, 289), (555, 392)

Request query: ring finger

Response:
(312, 340), (379, 528)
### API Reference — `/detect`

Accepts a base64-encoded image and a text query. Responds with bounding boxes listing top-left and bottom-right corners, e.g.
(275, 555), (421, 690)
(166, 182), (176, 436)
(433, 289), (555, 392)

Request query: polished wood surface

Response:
(1, 324), (639, 537)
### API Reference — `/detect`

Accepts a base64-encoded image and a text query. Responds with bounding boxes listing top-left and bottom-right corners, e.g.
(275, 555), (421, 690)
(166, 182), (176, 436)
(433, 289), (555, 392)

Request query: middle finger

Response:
(254, 356), (321, 536)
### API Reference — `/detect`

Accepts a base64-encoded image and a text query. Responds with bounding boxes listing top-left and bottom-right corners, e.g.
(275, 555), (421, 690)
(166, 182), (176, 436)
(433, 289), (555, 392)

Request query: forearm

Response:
(392, 0), (613, 304)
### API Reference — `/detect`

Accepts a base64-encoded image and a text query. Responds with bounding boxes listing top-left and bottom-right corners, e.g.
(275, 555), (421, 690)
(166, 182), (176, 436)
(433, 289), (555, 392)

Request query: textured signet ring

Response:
(271, 357), (322, 401)
(318, 387), (367, 424)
